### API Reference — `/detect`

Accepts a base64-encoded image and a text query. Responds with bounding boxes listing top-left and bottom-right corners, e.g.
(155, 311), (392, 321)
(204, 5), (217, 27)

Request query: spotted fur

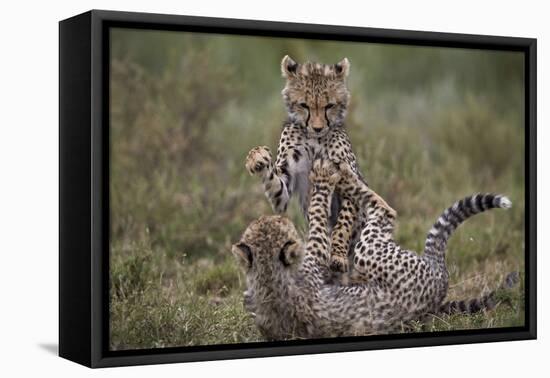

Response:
(245, 56), (395, 273)
(233, 161), (513, 339)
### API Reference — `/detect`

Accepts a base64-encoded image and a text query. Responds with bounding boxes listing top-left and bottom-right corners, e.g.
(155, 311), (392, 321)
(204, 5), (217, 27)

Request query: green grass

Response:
(108, 30), (525, 350)
(110, 250), (260, 349)
(110, 249), (524, 350)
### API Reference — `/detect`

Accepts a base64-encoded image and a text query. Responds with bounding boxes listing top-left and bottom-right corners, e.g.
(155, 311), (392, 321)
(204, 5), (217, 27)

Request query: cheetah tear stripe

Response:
(234, 183), (515, 338)
(246, 56), (397, 273)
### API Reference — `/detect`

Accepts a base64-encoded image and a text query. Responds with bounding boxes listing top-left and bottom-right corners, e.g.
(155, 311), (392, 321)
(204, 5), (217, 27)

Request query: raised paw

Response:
(310, 159), (341, 191)
(337, 162), (356, 184)
(336, 162), (366, 197)
(245, 146), (272, 176)
(370, 191), (397, 218)
(330, 253), (349, 273)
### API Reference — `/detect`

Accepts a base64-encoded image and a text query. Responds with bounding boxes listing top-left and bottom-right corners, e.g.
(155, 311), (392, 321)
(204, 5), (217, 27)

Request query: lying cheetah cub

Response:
(246, 56), (394, 273)
(233, 160), (513, 339)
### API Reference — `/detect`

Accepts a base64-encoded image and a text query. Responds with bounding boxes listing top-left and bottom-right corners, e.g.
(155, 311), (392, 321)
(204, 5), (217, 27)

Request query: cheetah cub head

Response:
(281, 55), (351, 138)
(232, 215), (304, 273)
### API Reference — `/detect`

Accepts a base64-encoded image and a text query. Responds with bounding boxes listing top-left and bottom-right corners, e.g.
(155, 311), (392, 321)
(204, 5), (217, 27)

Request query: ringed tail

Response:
(423, 193), (512, 265)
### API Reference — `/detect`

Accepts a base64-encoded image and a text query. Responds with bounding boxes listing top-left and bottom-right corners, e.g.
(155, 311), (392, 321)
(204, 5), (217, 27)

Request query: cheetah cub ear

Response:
(334, 57), (350, 78)
(278, 240), (302, 268)
(281, 55), (299, 78)
(232, 242), (253, 269)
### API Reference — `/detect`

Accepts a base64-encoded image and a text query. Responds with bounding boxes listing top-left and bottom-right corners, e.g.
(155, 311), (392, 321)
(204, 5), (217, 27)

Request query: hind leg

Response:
(336, 163), (396, 280)
(329, 198), (357, 272)
(351, 210), (396, 282)
(303, 159), (341, 270)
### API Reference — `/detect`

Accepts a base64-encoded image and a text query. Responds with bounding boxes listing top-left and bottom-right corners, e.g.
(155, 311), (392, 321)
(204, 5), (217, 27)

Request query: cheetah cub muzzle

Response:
(233, 160), (515, 340)
(246, 56), (395, 273)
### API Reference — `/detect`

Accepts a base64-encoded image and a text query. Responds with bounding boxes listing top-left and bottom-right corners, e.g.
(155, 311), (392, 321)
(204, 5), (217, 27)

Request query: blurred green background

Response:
(109, 28), (525, 350)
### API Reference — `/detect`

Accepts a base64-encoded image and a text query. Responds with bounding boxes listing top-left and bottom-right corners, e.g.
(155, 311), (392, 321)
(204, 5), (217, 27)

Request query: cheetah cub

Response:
(233, 160), (513, 339)
(246, 56), (394, 273)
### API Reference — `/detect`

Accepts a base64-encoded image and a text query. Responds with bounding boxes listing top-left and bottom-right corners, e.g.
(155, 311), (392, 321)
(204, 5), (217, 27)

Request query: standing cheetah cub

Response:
(233, 160), (513, 339)
(246, 56), (394, 273)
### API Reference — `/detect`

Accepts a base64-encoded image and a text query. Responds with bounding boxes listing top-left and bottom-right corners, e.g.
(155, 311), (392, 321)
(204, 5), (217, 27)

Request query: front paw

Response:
(337, 162), (355, 183)
(371, 192), (397, 218)
(336, 162), (361, 194)
(330, 253), (349, 273)
(245, 146), (272, 176)
(310, 159), (341, 191)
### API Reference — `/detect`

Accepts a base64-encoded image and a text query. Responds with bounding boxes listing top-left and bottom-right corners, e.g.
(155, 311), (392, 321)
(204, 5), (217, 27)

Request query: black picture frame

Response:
(59, 9), (537, 368)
